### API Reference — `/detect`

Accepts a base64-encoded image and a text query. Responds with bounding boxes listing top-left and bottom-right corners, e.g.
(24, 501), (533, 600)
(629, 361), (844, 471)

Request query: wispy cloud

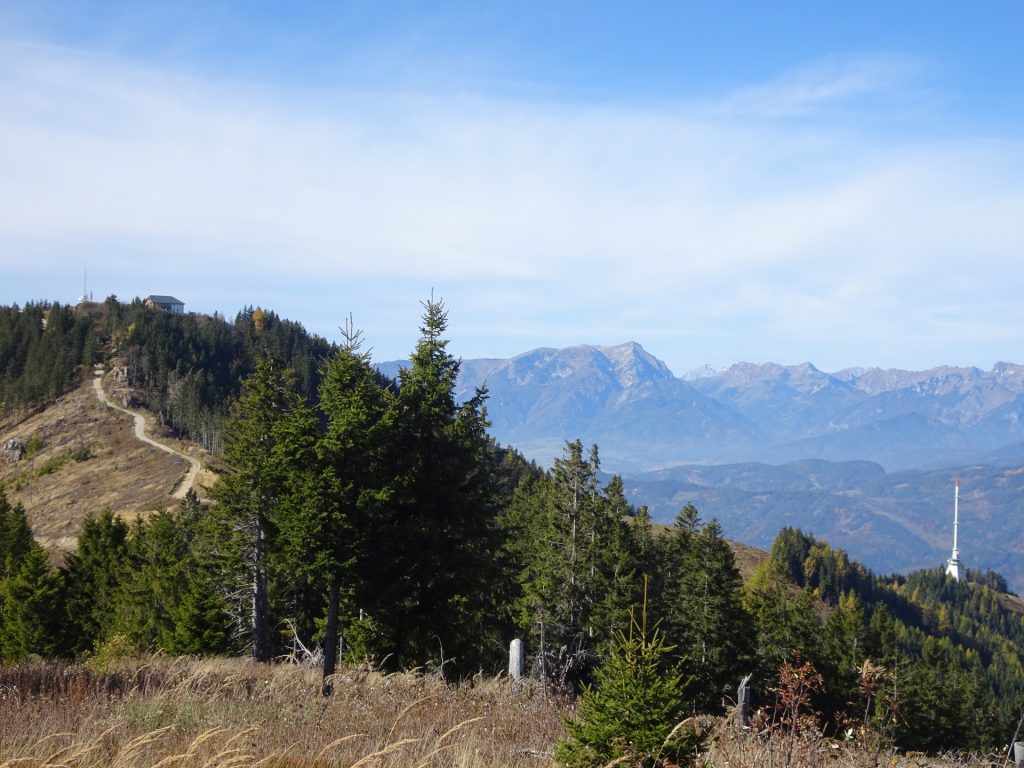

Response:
(712, 53), (922, 118)
(1, 41), (1022, 372)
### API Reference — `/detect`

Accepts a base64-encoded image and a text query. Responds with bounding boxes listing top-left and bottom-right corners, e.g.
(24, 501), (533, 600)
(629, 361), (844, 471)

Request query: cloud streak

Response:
(1, 42), (1022, 373)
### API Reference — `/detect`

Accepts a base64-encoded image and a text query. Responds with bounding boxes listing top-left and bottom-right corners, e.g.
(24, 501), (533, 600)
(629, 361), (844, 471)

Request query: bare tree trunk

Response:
(322, 576), (340, 695)
(252, 516), (271, 662)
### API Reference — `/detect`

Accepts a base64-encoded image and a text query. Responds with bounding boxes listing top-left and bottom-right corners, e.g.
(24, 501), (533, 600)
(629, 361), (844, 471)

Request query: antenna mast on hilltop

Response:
(78, 268), (93, 304)
(945, 479), (962, 582)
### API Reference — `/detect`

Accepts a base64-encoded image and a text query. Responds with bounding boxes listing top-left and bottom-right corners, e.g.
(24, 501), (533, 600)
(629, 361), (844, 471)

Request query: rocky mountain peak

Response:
(595, 341), (674, 384)
(682, 363), (729, 381)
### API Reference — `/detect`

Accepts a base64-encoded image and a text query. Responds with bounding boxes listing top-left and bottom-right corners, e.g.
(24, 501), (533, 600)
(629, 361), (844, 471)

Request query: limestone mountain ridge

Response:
(381, 343), (1024, 473)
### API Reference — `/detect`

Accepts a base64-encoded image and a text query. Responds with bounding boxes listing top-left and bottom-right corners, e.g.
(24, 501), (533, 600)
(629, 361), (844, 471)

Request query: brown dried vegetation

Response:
(0, 657), (569, 768)
(0, 658), (999, 768)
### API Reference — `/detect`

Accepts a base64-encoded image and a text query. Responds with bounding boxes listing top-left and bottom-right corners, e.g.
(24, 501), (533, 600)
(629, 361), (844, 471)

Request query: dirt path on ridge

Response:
(91, 366), (201, 500)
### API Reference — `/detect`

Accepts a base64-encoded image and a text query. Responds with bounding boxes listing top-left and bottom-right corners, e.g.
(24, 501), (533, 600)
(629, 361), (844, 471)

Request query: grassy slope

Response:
(0, 373), (215, 557)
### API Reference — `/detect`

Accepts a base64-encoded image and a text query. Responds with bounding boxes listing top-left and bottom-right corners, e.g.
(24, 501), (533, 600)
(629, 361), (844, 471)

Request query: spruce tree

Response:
(821, 590), (869, 720)
(744, 559), (825, 684)
(0, 494), (38, 654)
(556, 604), (704, 768)
(379, 296), (506, 674)
(169, 493), (232, 656)
(0, 493), (34, 580)
(211, 356), (311, 661)
(110, 494), (232, 656)
(62, 509), (130, 655)
(302, 317), (393, 686)
(551, 439), (601, 640)
(665, 518), (754, 713)
(0, 542), (64, 660)
(115, 513), (186, 650)
(504, 472), (558, 675)
(591, 475), (649, 655)
(511, 440), (619, 685)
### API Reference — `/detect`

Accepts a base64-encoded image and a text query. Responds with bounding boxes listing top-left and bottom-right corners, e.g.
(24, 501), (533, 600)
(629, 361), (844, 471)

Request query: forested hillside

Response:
(3, 298), (1024, 755)
(624, 458), (1024, 595)
(0, 297), (334, 450)
(0, 302), (95, 419)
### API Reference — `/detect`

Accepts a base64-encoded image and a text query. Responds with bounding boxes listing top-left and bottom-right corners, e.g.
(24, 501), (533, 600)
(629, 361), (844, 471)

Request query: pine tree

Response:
(0, 542), (64, 660)
(377, 296), (506, 674)
(665, 518), (754, 713)
(62, 509), (130, 655)
(302, 317), (393, 686)
(211, 356), (311, 661)
(555, 602), (704, 768)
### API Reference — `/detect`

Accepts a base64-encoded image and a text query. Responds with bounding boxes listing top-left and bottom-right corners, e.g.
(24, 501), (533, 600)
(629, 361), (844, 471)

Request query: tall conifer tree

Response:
(664, 517), (753, 712)
(0, 542), (64, 660)
(62, 509), (129, 655)
(380, 296), (505, 673)
(211, 356), (310, 661)
(0, 492), (33, 580)
(305, 317), (393, 685)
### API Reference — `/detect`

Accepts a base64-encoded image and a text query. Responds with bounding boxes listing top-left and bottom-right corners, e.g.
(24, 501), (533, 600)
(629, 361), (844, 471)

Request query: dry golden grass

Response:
(0, 657), (569, 768)
(1, 658), (1002, 768)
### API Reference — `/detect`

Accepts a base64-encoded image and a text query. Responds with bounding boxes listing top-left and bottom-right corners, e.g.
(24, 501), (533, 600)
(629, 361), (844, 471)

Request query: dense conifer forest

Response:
(0, 297), (333, 450)
(2, 296), (1024, 756)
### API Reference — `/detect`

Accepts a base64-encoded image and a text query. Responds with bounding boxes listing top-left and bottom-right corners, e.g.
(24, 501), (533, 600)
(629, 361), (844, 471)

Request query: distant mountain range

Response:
(379, 343), (1024, 592)
(380, 342), (1024, 473)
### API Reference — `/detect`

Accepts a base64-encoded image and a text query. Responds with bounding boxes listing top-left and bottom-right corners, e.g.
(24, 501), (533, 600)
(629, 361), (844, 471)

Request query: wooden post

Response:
(1013, 741), (1024, 768)
(737, 673), (752, 727)
(509, 638), (524, 679)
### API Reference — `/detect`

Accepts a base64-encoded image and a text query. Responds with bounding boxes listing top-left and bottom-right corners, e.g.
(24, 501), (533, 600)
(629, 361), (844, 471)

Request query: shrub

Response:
(23, 433), (43, 458)
(85, 633), (140, 674)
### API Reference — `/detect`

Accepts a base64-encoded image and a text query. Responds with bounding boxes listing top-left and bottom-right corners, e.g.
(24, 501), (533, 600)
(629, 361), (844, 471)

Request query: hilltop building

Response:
(145, 295), (185, 314)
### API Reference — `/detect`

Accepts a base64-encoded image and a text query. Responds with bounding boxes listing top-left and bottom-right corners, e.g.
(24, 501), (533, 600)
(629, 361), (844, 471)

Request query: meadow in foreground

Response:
(0, 657), (1002, 768)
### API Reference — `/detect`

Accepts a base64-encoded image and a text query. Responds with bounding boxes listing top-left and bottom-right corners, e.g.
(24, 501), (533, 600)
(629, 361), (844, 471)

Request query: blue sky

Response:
(2, 2), (1023, 374)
